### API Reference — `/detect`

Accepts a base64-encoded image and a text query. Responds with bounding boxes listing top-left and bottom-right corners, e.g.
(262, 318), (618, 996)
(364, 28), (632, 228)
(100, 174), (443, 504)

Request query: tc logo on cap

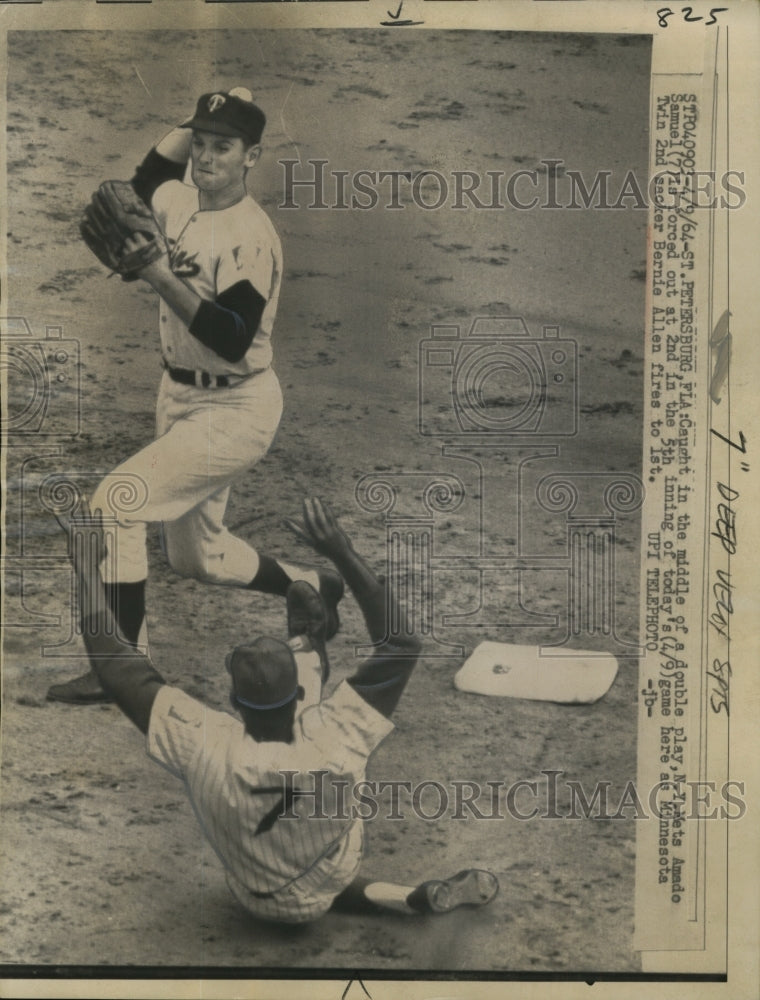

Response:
(208, 94), (226, 113)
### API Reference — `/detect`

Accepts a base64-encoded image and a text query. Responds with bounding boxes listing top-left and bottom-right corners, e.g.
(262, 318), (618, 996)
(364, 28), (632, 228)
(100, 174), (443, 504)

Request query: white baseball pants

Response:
(92, 367), (283, 585)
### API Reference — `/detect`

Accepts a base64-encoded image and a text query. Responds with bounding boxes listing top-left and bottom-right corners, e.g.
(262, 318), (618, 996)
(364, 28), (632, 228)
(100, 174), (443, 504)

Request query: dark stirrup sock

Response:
(104, 580), (146, 647)
(247, 555), (291, 596)
(404, 883), (434, 914)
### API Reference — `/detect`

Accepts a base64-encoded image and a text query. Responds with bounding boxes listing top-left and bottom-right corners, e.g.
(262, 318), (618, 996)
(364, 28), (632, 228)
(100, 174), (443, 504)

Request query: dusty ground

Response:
(2, 29), (650, 978)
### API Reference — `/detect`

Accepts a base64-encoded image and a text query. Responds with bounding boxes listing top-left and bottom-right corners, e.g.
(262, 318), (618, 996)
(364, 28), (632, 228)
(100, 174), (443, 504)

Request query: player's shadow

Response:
(235, 899), (501, 973)
(236, 911), (315, 941)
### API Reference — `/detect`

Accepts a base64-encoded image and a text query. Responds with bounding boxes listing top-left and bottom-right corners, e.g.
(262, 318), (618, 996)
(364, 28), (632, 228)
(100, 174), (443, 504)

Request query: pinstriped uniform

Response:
(147, 678), (394, 923)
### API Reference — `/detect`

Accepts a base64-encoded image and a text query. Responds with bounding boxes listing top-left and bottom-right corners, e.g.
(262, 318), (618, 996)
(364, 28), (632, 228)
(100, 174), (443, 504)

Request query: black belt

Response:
(163, 359), (234, 388)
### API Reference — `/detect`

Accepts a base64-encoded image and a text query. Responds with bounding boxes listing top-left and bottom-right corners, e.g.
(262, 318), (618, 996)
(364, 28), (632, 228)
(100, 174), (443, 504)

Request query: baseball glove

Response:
(80, 180), (167, 280)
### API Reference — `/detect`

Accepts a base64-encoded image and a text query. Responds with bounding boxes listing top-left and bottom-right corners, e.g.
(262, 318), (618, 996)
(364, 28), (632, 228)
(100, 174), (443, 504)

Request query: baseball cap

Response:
(226, 638), (298, 710)
(183, 91), (266, 145)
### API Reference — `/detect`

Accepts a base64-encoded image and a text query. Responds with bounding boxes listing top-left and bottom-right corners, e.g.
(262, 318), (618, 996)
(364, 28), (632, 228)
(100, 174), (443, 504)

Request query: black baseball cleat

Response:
(418, 869), (500, 914)
(287, 581), (330, 683)
(318, 570), (344, 641)
(46, 670), (113, 705)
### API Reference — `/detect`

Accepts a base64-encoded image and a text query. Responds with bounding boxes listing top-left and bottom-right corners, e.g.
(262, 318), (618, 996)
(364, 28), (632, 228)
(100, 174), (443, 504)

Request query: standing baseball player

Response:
(49, 89), (342, 704)
(56, 495), (499, 923)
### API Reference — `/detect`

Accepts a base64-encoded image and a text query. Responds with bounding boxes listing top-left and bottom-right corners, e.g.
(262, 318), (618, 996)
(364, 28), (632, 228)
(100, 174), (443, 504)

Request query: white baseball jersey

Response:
(92, 175), (285, 587)
(152, 180), (283, 375)
(147, 679), (394, 922)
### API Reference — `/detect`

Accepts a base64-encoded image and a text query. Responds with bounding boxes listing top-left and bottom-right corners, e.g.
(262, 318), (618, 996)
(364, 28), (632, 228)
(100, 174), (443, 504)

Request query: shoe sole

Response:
(46, 688), (113, 705)
(319, 572), (344, 641)
(46, 672), (113, 705)
(287, 581), (331, 682)
(425, 869), (499, 914)
(287, 583), (328, 638)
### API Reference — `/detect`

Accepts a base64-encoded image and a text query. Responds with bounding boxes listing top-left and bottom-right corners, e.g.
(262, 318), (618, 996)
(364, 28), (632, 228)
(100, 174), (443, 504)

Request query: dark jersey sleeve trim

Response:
(188, 280), (267, 364)
(131, 149), (187, 206)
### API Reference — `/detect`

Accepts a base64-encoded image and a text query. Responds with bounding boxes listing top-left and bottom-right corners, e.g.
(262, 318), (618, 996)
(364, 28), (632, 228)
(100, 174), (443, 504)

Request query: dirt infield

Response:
(2, 29), (649, 975)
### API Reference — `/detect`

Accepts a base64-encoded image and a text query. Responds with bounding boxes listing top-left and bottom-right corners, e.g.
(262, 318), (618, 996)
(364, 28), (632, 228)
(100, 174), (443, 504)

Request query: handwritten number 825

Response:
(657, 7), (728, 27)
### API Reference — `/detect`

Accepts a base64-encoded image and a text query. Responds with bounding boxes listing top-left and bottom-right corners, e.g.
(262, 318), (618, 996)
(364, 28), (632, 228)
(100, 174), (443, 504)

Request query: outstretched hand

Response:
(283, 497), (353, 559)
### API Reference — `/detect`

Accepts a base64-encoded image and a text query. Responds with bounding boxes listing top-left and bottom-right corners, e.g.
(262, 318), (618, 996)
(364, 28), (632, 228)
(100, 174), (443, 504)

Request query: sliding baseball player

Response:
(56, 495), (499, 922)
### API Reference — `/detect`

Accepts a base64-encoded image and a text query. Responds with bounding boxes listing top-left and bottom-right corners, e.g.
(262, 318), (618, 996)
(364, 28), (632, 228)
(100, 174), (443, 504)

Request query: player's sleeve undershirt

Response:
(189, 281), (267, 364)
(81, 610), (166, 735)
(131, 149), (187, 206)
(131, 149), (267, 365)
